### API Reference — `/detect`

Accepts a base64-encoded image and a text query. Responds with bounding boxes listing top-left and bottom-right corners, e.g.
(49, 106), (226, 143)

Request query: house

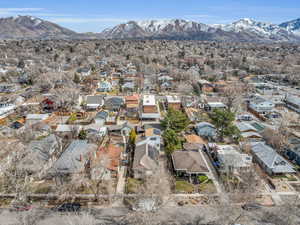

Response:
(171, 150), (210, 177)
(49, 140), (97, 176)
(237, 122), (259, 134)
(77, 67), (91, 77)
(26, 114), (49, 126)
(205, 102), (227, 111)
(104, 97), (124, 111)
(132, 138), (160, 179)
(250, 142), (295, 175)
(55, 124), (81, 138)
(285, 137), (300, 166)
(125, 95), (139, 106)
(198, 80), (214, 93)
(195, 122), (216, 140)
(94, 144), (122, 178)
(140, 95), (160, 121)
(18, 135), (61, 177)
(108, 122), (133, 136)
(0, 103), (16, 119)
(122, 82), (135, 92)
(213, 80), (227, 92)
(214, 145), (252, 173)
(84, 124), (108, 137)
(125, 95), (139, 119)
(248, 95), (275, 115)
(10, 121), (24, 129)
(41, 98), (56, 112)
(235, 122), (262, 141)
(94, 111), (109, 125)
(158, 75), (173, 82)
(99, 71), (107, 78)
(237, 114), (253, 121)
(166, 96), (181, 110)
(145, 127), (162, 138)
(98, 81), (112, 92)
(142, 95), (157, 113)
(160, 81), (172, 91)
(86, 95), (104, 110)
(285, 95), (300, 113)
(0, 83), (17, 93)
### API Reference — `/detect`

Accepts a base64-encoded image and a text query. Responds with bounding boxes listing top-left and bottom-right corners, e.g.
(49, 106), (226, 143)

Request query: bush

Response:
(198, 175), (209, 183)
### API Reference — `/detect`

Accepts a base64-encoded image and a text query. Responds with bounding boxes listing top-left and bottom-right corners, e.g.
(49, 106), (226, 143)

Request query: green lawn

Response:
(175, 180), (194, 193)
(126, 178), (143, 194)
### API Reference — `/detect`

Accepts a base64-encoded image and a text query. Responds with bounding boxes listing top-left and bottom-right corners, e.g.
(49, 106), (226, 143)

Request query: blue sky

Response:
(1, 0), (300, 32)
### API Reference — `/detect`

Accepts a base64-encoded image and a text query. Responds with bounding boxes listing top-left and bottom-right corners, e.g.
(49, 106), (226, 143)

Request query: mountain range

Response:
(1, 15), (300, 42)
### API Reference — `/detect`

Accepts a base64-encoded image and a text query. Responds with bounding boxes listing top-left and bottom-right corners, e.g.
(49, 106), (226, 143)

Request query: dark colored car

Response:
(241, 203), (262, 211)
(10, 204), (32, 212)
(53, 203), (81, 212)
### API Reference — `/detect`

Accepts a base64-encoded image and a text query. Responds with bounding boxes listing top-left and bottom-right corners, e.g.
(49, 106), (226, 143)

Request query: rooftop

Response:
(172, 150), (209, 174)
(166, 95), (181, 103)
(143, 95), (156, 106)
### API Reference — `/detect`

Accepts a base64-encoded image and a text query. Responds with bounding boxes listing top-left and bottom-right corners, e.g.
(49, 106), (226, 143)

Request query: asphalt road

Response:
(0, 205), (299, 225)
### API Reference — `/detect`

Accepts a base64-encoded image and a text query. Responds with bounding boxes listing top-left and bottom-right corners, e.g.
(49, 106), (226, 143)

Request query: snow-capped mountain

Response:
(101, 19), (213, 39)
(101, 21), (149, 39)
(100, 17), (300, 42)
(279, 18), (300, 36)
(0, 15), (80, 39)
(1, 15), (300, 42)
(213, 18), (294, 41)
(136, 19), (210, 33)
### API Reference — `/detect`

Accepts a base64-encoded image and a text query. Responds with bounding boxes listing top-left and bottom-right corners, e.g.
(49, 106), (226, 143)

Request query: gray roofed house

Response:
(215, 145), (252, 173)
(251, 142), (295, 175)
(248, 95), (275, 115)
(122, 82), (135, 91)
(132, 139), (159, 179)
(285, 95), (300, 113)
(195, 122), (216, 140)
(108, 122), (133, 136)
(49, 140), (97, 176)
(236, 122), (262, 141)
(94, 111), (109, 125)
(104, 97), (124, 111)
(171, 150), (209, 176)
(77, 67), (91, 76)
(26, 114), (49, 126)
(86, 95), (104, 110)
(236, 122), (258, 133)
(19, 135), (61, 176)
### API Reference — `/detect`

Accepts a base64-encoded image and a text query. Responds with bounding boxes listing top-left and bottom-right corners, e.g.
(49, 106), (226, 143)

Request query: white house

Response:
(248, 95), (275, 115)
(285, 95), (300, 113)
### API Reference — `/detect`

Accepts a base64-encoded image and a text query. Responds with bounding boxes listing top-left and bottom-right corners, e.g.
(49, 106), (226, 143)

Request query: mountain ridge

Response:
(1, 15), (300, 42)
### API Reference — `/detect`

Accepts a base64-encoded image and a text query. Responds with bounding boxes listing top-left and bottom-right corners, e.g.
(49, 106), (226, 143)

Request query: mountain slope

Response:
(100, 18), (300, 42)
(213, 18), (296, 41)
(0, 15), (81, 40)
(279, 18), (300, 36)
(100, 19), (266, 41)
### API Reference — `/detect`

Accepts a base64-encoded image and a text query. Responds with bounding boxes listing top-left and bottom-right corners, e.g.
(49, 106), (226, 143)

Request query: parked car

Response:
(10, 204), (32, 212)
(241, 203), (262, 211)
(52, 203), (81, 212)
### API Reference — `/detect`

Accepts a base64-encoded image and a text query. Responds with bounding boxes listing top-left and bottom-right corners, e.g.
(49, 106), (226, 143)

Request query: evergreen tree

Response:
(73, 73), (81, 84)
(162, 128), (180, 155)
(129, 129), (137, 145)
(161, 108), (190, 133)
(78, 130), (87, 140)
(210, 109), (240, 141)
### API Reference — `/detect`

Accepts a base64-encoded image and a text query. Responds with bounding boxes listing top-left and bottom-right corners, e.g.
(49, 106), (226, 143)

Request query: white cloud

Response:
(184, 14), (214, 19)
(0, 8), (44, 16)
(50, 17), (127, 24)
